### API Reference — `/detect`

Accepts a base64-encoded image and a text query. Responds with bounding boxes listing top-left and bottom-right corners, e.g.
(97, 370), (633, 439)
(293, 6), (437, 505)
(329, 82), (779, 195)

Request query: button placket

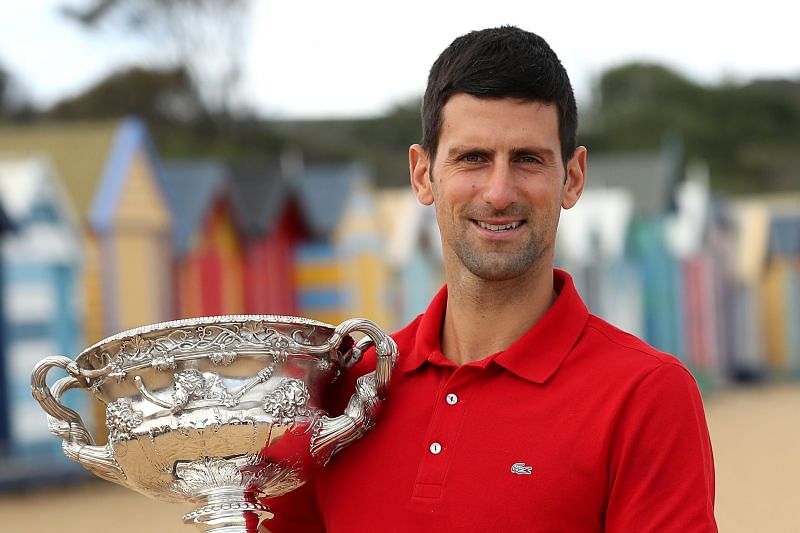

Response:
(412, 367), (482, 502)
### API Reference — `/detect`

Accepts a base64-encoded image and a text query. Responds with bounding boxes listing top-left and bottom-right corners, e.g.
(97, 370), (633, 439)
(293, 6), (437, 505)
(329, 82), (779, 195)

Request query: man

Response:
(266, 26), (717, 532)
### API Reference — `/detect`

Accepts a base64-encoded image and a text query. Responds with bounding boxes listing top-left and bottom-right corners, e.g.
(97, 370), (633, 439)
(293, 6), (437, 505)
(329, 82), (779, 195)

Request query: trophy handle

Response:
(31, 356), (126, 484)
(309, 318), (398, 465)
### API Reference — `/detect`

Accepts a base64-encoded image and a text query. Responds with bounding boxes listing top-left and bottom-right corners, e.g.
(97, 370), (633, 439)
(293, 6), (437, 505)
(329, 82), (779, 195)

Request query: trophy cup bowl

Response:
(31, 315), (397, 532)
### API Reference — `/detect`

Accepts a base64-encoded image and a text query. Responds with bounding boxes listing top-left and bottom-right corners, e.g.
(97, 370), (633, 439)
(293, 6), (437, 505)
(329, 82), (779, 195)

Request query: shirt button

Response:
(429, 442), (442, 455)
(446, 393), (458, 405)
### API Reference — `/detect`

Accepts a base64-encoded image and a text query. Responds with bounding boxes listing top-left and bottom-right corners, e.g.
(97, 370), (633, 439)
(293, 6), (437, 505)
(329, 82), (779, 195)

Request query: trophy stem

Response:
(182, 489), (273, 532)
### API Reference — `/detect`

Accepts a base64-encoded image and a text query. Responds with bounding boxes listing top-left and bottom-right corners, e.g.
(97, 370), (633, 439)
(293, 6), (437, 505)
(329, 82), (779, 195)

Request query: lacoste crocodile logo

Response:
(511, 462), (533, 475)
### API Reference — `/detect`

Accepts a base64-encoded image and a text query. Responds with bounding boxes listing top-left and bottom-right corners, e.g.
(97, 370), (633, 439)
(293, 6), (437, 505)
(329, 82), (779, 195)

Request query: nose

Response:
(481, 163), (517, 210)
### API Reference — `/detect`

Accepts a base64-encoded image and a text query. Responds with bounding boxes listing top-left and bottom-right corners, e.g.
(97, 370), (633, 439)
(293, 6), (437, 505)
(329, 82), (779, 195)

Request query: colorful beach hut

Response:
(730, 195), (800, 377)
(376, 189), (443, 330)
(577, 146), (685, 357)
(229, 159), (301, 316)
(0, 156), (85, 483)
(162, 159), (243, 318)
(556, 186), (641, 337)
(294, 163), (390, 327)
(0, 118), (174, 442)
(0, 119), (174, 343)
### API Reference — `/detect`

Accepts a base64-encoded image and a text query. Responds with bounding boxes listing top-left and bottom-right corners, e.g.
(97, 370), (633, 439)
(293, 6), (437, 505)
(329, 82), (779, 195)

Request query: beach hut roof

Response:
(228, 159), (290, 238)
(296, 163), (367, 240)
(0, 121), (117, 218)
(0, 118), (166, 232)
(161, 159), (227, 255)
(0, 156), (83, 262)
(584, 143), (682, 217)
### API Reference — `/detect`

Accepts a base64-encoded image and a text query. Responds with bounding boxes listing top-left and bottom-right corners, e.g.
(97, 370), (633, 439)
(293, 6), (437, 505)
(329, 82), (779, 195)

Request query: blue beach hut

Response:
(0, 156), (85, 486)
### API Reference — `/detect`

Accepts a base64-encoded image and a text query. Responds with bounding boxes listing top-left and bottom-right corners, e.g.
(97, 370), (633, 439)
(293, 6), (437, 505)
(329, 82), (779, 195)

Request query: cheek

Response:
(443, 182), (477, 207)
(527, 182), (564, 206)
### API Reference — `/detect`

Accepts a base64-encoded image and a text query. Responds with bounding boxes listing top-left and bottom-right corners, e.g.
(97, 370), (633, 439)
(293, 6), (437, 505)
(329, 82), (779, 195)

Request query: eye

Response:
(460, 153), (485, 163)
(516, 154), (543, 165)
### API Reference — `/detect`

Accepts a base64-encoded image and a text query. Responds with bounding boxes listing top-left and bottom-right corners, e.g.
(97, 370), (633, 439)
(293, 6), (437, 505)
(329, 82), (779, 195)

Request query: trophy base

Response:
(183, 491), (273, 532)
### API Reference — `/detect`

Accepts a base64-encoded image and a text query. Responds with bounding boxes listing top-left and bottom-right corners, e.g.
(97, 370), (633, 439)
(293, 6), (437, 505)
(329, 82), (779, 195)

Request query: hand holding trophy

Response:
(31, 315), (397, 532)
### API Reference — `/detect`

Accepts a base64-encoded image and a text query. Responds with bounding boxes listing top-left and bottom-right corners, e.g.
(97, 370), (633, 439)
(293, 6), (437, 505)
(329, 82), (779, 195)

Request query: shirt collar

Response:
(399, 269), (589, 384)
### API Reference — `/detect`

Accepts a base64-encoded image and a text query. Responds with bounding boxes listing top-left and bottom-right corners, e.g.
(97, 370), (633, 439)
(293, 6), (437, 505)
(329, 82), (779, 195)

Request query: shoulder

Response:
(569, 313), (698, 392)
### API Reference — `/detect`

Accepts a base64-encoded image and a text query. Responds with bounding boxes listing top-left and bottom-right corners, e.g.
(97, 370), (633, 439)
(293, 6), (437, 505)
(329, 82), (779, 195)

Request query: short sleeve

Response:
(605, 362), (717, 532)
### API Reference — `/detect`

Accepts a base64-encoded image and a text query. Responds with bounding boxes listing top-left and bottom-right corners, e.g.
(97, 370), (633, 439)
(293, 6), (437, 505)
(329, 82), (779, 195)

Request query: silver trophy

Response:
(31, 315), (397, 532)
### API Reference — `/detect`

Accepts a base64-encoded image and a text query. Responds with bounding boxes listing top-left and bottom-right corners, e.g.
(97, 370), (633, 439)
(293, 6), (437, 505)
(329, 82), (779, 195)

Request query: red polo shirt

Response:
(265, 270), (717, 532)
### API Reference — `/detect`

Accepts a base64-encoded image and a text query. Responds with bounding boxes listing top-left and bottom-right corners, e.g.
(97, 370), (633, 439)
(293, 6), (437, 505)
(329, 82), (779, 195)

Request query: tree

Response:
(61, 0), (252, 122)
(0, 64), (10, 117)
(47, 65), (201, 123)
(0, 60), (32, 121)
(582, 63), (800, 192)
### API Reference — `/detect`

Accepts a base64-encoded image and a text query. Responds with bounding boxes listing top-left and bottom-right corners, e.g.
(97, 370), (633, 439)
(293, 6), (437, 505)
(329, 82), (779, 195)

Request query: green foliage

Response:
(8, 42), (798, 193)
(153, 118), (285, 160)
(0, 65), (9, 118)
(583, 63), (800, 193)
(0, 60), (33, 121)
(39, 63), (284, 161)
(266, 99), (422, 187)
(47, 66), (201, 123)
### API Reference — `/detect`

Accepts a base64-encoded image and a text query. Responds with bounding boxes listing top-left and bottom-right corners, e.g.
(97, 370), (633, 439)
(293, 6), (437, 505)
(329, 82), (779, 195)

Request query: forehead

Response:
(438, 94), (560, 152)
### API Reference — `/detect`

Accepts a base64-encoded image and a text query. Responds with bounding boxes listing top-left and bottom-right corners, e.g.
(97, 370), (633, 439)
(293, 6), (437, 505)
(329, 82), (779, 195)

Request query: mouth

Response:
(472, 220), (525, 233)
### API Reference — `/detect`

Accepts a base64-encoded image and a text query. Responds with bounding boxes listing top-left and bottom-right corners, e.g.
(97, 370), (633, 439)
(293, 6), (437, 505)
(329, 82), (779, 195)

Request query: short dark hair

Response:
(421, 26), (577, 165)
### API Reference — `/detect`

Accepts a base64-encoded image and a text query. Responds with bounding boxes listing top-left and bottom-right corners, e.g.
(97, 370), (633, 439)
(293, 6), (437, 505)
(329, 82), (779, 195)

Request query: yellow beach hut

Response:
(0, 118), (174, 344)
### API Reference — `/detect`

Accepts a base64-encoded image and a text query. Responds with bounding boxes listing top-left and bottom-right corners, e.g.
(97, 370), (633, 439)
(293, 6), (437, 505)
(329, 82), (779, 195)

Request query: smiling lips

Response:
(476, 220), (524, 232)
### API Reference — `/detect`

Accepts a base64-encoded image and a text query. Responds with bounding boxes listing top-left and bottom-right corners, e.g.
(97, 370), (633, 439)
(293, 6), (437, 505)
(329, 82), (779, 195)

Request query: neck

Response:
(441, 263), (555, 366)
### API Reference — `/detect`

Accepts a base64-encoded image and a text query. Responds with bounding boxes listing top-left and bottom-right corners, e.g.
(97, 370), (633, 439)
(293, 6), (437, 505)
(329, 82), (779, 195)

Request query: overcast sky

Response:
(1, 0), (799, 119)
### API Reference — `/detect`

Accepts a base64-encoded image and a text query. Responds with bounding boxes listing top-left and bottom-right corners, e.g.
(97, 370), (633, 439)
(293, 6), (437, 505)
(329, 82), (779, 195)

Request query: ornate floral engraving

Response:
(240, 321), (292, 363)
(256, 464), (304, 497)
(263, 379), (310, 425)
(171, 456), (304, 499)
(107, 354), (127, 382)
(292, 329), (313, 345)
(81, 318), (313, 390)
(151, 354), (176, 371)
(256, 366), (274, 383)
(120, 335), (154, 360)
(172, 370), (238, 411)
(134, 363), (277, 413)
(105, 399), (144, 439)
(208, 350), (237, 366)
(173, 457), (243, 496)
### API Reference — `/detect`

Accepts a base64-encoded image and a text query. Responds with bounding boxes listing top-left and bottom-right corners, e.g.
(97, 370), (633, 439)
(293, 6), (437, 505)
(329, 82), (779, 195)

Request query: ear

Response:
(409, 144), (434, 206)
(562, 146), (587, 209)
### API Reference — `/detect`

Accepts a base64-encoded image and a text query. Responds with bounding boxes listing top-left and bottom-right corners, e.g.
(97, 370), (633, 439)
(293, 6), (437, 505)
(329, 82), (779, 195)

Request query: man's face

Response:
(410, 93), (585, 282)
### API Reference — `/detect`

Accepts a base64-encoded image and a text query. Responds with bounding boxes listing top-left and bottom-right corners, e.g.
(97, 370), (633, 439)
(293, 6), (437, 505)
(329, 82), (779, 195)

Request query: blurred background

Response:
(0, 0), (798, 531)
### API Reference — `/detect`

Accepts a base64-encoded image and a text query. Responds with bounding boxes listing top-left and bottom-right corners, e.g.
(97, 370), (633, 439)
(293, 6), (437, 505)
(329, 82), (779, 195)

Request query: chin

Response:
(464, 261), (534, 282)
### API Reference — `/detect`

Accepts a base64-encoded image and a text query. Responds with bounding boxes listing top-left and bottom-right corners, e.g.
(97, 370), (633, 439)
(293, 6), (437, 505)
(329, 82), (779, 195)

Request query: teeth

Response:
(478, 221), (521, 232)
